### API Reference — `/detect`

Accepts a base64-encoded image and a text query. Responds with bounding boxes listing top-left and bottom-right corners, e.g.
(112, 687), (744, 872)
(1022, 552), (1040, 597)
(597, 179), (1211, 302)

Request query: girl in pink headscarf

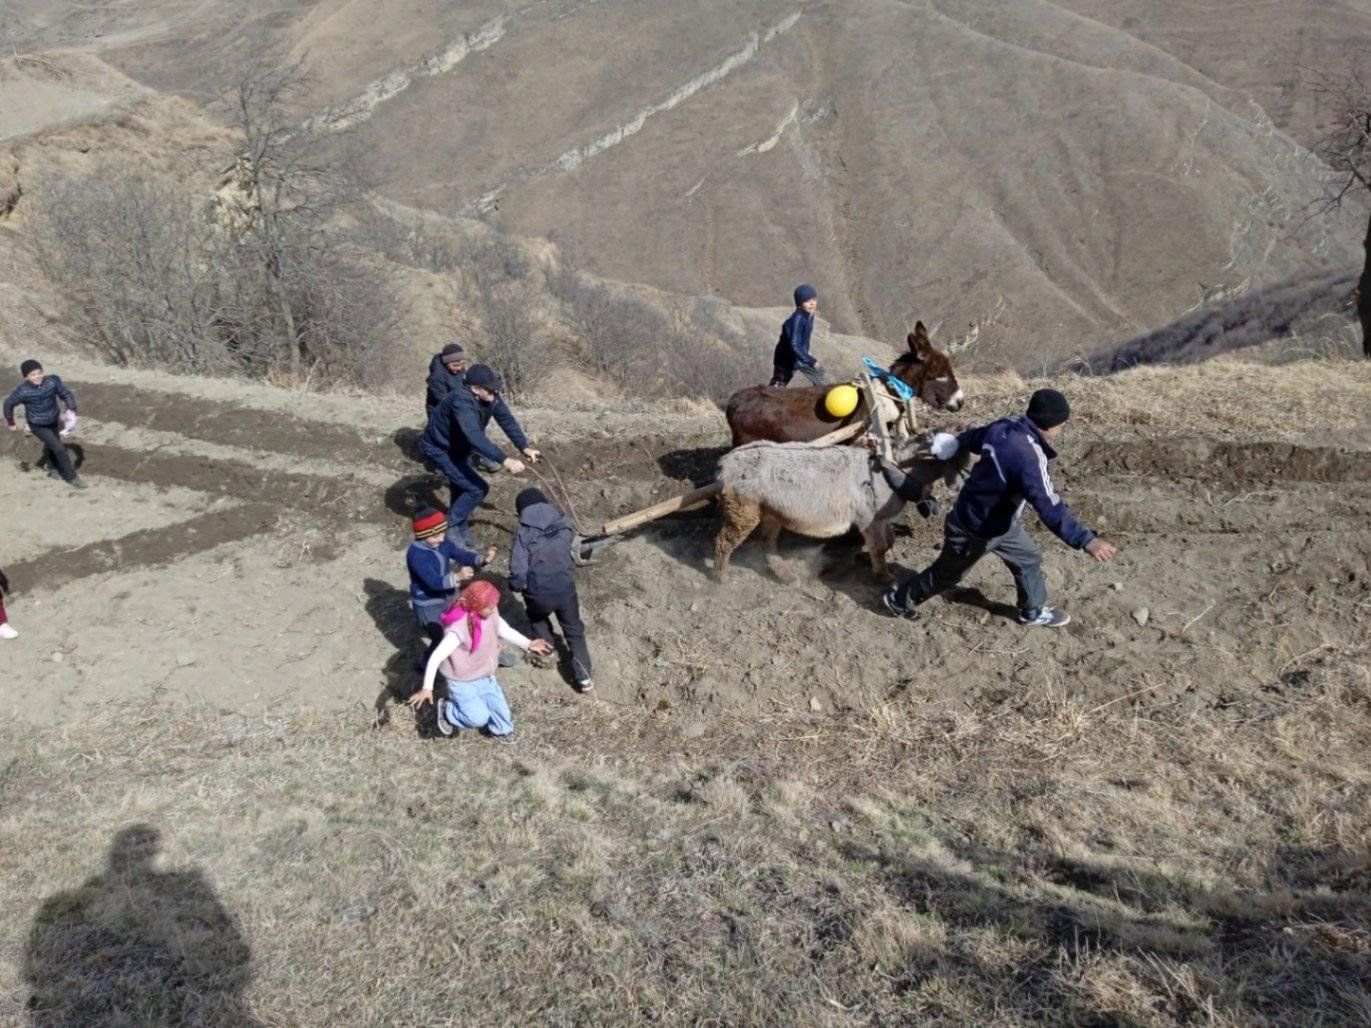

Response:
(407, 580), (551, 739)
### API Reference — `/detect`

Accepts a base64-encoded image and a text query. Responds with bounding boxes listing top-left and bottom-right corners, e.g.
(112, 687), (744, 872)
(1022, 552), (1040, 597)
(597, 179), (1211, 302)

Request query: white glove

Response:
(930, 432), (959, 460)
(59, 411), (78, 437)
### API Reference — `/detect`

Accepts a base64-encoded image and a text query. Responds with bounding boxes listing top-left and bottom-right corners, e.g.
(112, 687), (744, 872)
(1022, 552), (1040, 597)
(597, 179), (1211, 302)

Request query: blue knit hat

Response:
(793, 283), (817, 306)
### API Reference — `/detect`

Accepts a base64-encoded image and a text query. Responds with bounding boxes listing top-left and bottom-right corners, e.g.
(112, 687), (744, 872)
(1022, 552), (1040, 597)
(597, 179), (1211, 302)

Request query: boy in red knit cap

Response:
(406, 507), (493, 655)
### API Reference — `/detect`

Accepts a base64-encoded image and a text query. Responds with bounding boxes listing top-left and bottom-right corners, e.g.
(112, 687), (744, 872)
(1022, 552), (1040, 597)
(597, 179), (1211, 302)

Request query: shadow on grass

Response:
(840, 839), (1371, 1023)
(24, 824), (260, 1027)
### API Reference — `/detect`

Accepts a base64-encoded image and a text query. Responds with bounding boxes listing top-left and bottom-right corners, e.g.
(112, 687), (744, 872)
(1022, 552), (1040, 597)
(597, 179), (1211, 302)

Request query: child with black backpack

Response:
(509, 488), (594, 691)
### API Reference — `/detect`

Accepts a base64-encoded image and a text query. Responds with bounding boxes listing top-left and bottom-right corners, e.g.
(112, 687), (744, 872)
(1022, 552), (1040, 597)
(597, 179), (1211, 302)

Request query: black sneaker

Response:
(575, 677), (594, 692)
(881, 588), (919, 621)
(1017, 606), (1071, 628)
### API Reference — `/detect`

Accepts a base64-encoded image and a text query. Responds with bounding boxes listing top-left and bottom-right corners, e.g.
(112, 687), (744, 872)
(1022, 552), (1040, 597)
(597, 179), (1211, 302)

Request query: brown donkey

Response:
(724, 321), (963, 447)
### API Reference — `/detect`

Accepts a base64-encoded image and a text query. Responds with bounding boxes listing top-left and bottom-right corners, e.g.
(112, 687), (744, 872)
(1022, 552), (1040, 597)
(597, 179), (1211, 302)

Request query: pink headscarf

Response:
(440, 580), (501, 652)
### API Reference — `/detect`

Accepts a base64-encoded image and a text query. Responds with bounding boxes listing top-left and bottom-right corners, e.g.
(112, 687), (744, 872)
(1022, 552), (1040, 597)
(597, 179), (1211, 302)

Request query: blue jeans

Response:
(441, 674), (514, 736)
(421, 442), (489, 541)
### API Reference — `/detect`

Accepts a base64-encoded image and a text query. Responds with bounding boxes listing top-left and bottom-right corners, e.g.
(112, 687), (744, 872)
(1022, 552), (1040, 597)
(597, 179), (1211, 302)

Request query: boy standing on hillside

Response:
(882, 388), (1118, 627)
(4, 360), (85, 489)
(769, 284), (827, 387)
(424, 342), (467, 417)
(509, 488), (594, 691)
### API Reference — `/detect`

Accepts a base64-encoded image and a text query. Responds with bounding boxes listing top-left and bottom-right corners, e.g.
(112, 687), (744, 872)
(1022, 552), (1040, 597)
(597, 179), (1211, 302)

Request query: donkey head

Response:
(890, 321), (964, 412)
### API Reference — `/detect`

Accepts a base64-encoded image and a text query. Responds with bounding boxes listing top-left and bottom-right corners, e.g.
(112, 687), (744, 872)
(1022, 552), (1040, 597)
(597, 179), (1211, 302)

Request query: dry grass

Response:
(3, 657), (1368, 1025)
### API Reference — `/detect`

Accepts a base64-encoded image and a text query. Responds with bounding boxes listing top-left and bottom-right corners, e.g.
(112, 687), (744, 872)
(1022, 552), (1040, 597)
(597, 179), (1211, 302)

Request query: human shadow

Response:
(657, 445), (729, 487)
(382, 472), (446, 520)
(27, 442), (85, 475)
(363, 577), (421, 720)
(943, 586), (1019, 622)
(393, 426), (425, 463)
(24, 824), (259, 1027)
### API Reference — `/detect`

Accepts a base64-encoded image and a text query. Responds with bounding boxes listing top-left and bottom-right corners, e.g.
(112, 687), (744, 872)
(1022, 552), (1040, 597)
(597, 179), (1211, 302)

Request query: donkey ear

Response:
(907, 321), (932, 359)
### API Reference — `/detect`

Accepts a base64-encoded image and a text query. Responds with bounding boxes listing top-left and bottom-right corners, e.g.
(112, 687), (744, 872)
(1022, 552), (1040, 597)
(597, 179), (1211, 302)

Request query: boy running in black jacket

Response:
(4, 360), (84, 488)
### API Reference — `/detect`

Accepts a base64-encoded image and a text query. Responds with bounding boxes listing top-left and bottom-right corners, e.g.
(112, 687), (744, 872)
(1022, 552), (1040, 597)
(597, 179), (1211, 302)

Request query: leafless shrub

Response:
(28, 173), (230, 372)
(479, 289), (552, 399)
(1309, 69), (1371, 357)
(467, 233), (532, 286)
(551, 269), (665, 391)
(27, 62), (405, 386)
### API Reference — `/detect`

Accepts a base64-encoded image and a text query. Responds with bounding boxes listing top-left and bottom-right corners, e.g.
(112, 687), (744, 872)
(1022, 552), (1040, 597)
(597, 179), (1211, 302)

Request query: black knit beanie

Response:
(465, 364), (503, 391)
(793, 283), (817, 306)
(516, 488), (547, 514)
(1026, 388), (1070, 430)
(20, 359), (42, 377)
(440, 342), (464, 359)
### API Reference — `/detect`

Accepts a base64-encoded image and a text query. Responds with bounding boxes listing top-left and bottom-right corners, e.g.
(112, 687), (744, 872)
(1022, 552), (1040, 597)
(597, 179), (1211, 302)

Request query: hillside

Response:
(1, 354), (1369, 1023)
(4, 0), (1368, 366)
(2, 5), (1370, 1023)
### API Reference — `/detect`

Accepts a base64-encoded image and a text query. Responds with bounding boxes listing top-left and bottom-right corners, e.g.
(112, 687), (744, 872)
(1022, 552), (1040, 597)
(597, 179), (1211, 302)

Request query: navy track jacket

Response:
(951, 416), (1094, 549)
(407, 539), (483, 606)
(772, 309), (816, 370)
(421, 386), (529, 465)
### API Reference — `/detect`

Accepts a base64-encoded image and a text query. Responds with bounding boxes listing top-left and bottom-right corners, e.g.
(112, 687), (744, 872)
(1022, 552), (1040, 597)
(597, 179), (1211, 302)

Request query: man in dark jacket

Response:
(420, 364), (539, 547)
(882, 388), (1117, 627)
(424, 342), (467, 417)
(509, 488), (593, 691)
(769, 283), (827, 387)
(4, 360), (85, 489)
(423, 342), (500, 473)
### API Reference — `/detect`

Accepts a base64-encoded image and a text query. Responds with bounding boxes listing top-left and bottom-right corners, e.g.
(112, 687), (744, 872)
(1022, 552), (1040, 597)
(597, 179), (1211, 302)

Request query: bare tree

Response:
(218, 60), (398, 382)
(1311, 70), (1371, 357)
(28, 61), (404, 386)
(28, 173), (229, 372)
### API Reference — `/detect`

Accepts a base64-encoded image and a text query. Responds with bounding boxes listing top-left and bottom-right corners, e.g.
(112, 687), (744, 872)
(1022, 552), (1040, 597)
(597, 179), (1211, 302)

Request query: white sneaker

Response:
(1017, 606), (1071, 628)
(0, 623), (17, 639)
(576, 678), (594, 692)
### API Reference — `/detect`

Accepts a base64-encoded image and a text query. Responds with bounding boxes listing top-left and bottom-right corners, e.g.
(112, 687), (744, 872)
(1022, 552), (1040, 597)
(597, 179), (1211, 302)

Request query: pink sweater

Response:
(424, 613), (532, 688)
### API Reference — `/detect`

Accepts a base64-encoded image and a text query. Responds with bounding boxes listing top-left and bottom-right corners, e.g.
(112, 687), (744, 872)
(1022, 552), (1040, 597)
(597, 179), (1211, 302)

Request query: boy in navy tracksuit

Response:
(4, 360), (84, 488)
(509, 488), (593, 691)
(406, 507), (490, 651)
(883, 389), (1118, 627)
(770, 283), (827, 387)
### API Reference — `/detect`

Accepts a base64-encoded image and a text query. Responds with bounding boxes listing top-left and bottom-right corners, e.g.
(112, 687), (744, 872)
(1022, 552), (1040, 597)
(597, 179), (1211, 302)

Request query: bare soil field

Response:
(0, 353), (1367, 1022)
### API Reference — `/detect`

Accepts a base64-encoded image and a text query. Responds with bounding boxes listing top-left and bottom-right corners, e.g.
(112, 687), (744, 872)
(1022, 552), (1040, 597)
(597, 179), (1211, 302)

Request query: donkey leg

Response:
(758, 514), (796, 584)
(713, 495), (761, 580)
(863, 521), (896, 582)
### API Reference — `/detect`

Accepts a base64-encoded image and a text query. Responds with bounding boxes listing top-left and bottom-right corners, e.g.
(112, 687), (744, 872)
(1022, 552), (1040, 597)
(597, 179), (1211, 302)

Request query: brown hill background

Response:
(5, 0), (1369, 371)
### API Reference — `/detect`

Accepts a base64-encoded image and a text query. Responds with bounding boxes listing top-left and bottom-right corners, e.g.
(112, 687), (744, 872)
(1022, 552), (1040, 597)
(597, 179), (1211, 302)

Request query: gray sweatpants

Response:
(891, 514), (1048, 616)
